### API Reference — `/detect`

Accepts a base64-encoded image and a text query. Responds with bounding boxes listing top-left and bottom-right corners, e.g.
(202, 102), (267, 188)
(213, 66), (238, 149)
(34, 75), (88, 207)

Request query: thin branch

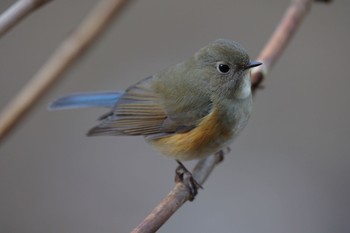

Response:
(251, 0), (332, 91)
(0, 0), (130, 143)
(131, 0), (332, 232)
(0, 0), (52, 38)
(131, 153), (223, 233)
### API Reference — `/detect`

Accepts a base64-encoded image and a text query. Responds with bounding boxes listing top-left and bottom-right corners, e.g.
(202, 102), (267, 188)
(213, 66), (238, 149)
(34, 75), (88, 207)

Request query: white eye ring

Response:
(216, 62), (230, 74)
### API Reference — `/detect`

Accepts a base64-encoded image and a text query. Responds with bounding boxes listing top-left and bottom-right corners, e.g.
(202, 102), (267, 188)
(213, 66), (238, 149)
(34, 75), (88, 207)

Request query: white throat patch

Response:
(235, 74), (251, 99)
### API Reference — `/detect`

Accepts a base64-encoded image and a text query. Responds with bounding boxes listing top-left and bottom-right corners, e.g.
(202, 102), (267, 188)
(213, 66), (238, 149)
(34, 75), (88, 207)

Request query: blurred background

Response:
(0, 0), (349, 232)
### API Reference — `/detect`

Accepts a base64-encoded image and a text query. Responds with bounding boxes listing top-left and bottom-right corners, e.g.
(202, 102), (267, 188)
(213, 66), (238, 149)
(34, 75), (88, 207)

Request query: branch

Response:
(131, 0), (332, 232)
(0, 0), (130, 143)
(251, 0), (332, 92)
(131, 153), (223, 233)
(0, 0), (52, 38)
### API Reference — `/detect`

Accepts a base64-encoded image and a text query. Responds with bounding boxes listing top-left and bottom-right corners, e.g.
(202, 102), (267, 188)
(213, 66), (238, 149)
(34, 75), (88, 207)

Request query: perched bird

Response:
(49, 39), (261, 196)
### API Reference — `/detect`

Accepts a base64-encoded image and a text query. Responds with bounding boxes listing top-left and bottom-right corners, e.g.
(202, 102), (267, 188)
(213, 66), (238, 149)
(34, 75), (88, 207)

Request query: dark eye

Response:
(217, 63), (230, 74)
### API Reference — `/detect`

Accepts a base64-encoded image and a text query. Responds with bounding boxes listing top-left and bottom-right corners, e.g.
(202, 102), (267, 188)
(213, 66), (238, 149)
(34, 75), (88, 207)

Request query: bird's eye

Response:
(217, 63), (230, 74)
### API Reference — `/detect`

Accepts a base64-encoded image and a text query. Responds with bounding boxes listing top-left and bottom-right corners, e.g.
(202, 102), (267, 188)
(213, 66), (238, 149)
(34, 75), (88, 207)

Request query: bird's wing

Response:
(87, 77), (212, 137)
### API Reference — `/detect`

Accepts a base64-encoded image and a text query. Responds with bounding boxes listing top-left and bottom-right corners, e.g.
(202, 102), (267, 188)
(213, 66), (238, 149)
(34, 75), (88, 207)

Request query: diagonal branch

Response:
(251, 0), (331, 91)
(131, 153), (223, 233)
(131, 0), (332, 232)
(0, 0), (130, 143)
(0, 0), (52, 38)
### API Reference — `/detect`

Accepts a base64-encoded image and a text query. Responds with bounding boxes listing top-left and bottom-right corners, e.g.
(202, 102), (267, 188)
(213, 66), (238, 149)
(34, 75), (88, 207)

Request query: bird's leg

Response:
(174, 147), (230, 201)
(215, 146), (230, 163)
(175, 160), (203, 201)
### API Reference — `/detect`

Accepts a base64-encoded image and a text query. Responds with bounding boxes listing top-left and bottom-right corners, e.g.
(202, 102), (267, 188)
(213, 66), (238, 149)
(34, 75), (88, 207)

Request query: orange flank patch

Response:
(149, 107), (232, 160)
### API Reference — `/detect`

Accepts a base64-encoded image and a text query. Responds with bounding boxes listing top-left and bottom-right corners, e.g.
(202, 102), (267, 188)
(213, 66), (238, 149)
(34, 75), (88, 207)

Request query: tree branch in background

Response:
(0, 0), (130, 143)
(0, 0), (52, 38)
(131, 0), (332, 232)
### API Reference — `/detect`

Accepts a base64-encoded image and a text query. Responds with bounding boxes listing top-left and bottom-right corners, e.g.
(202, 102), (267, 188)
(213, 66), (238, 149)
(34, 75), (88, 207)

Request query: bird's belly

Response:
(148, 107), (236, 161)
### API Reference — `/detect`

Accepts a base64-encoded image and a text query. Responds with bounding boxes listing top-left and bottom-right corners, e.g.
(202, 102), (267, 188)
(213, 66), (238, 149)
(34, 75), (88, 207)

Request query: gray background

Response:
(0, 0), (349, 232)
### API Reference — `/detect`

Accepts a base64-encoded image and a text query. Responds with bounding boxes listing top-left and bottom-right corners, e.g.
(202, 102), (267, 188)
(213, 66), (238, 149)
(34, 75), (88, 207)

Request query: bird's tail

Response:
(48, 91), (123, 110)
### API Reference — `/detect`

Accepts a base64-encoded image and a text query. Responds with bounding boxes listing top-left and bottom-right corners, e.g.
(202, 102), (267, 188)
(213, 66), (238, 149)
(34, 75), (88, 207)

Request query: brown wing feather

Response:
(87, 77), (168, 136)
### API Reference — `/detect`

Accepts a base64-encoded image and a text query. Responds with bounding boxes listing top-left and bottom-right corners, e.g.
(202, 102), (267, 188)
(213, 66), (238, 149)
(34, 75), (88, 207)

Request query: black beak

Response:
(245, 61), (262, 70)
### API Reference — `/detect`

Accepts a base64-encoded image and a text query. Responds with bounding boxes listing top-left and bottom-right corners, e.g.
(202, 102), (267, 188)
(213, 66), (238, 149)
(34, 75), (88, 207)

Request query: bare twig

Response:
(0, 0), (52, 38)
(251, 0), (332, 91)
(131, 0), (332, 232)
(131, 153), (223, 233)
(0, 0), (130, 142)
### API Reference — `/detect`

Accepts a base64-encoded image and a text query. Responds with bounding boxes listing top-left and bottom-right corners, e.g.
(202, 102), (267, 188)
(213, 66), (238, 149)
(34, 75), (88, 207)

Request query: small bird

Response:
(49, 39), (261, 197)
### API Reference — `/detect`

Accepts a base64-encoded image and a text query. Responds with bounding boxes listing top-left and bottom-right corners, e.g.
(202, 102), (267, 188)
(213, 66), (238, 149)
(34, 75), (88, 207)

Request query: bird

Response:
(49, 39), (262, 198)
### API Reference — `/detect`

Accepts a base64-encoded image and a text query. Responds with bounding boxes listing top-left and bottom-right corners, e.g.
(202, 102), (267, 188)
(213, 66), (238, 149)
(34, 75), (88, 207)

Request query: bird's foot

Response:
(175, 160), (203, 201)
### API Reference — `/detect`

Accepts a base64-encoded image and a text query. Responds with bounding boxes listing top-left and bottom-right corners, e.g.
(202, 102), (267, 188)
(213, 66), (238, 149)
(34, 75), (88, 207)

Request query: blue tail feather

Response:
(48, 91), (123, 110)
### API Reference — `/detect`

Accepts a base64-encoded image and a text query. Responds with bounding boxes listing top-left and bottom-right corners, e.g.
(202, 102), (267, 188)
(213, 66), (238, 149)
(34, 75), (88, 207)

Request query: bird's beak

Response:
(245, 61), (262, 70)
